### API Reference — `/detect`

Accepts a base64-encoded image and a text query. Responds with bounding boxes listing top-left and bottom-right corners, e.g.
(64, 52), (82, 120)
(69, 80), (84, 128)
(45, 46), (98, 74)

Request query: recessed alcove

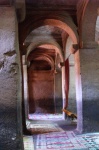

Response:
(29, 60), (51, 71)
(27, 47), (63, 116)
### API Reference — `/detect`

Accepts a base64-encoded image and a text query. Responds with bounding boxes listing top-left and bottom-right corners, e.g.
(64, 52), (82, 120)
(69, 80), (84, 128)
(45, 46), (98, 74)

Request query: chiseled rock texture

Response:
(0, 7), (23, 150)
(80, 48), (99, 133)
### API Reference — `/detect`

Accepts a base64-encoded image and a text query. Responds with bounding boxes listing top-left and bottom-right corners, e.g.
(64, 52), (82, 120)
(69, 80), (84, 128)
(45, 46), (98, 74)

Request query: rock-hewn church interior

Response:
(0, 0), (99, 149)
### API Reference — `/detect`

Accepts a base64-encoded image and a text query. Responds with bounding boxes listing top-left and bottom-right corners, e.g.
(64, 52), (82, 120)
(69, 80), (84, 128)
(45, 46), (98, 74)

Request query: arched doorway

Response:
(22, 40), (64, 122)
(22, 16), (82, 133)
(28, 49), (55, 114)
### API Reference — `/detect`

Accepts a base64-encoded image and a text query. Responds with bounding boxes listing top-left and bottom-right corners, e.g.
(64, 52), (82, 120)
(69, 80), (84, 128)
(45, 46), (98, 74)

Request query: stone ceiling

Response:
(0, 0), (78, 55)
(25, 26), (63, 45)
(0, 0), (78, 5)
(19, 1), (78, 49)
(31, 26), (63, 35)
(26, 0), (78, 6)
(0, 0), (13, 5)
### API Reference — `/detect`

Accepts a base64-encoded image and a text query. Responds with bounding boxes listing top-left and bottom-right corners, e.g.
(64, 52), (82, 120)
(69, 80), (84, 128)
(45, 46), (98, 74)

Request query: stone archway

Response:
(19, 13), (78, 51)
(28, 53), (55, 114)
(77, 0), (99, 47)
(21, 14), (82, 132)
(26, 38), (63, 60)
(77, 0), (99, 133)
(22, 41), (65, 125)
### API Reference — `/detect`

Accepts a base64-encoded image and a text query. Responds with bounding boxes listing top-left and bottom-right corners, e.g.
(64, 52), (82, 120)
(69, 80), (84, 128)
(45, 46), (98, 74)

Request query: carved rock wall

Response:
(0, 7), (23, 149)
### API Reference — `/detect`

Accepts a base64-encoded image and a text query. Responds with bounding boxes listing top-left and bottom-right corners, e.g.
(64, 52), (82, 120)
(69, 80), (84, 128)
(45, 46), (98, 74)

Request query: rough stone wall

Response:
(0, 7), (23, 149)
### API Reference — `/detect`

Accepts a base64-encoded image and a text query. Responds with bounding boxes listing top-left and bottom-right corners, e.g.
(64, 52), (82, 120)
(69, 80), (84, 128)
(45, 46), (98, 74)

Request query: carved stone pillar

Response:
(80, 47), (99, 133)
(0, 7), (23, 149)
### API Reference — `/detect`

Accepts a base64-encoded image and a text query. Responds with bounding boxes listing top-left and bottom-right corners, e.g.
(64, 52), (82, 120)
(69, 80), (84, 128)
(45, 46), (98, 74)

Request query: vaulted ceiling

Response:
(0, 0), (79, 57)
(18, 1), (78, 54)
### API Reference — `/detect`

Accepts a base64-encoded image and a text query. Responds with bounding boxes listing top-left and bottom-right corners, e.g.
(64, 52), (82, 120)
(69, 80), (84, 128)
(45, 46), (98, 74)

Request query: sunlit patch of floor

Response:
(23, 136), (34, 150)
(27, 113), (77, 134)
(29, 113), (64, 120)
(27, 123), (64, 134)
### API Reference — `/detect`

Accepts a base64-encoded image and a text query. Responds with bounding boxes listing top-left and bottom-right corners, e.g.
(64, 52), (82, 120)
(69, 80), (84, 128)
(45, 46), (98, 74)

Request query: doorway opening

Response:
(22, 18), (82, 135)
(28, 48), (57, 117)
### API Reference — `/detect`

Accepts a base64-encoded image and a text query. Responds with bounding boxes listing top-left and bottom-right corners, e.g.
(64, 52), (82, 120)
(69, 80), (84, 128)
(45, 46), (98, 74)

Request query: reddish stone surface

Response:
(27, 48), (55, 113)
(26, 0), (78, 6)
(0, 0), (12, 5)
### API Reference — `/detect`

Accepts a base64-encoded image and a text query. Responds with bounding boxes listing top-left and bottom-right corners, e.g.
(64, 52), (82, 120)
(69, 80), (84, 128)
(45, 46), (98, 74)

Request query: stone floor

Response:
(23, 131), (99, 150)
(23, 97), (78, 149)
(23, 112), (78, 149)
(27, 110), (77, 132)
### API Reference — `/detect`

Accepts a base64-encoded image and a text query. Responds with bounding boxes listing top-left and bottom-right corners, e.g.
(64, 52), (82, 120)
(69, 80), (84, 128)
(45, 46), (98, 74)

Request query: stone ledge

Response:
(81, 41), (98, 49)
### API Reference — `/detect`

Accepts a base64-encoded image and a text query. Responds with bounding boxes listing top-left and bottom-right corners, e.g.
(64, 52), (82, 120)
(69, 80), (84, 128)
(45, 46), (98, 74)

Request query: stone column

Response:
(0, 7), (23, 149)
(80, 47), (99, 133)
(77, 0), (99, 133)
